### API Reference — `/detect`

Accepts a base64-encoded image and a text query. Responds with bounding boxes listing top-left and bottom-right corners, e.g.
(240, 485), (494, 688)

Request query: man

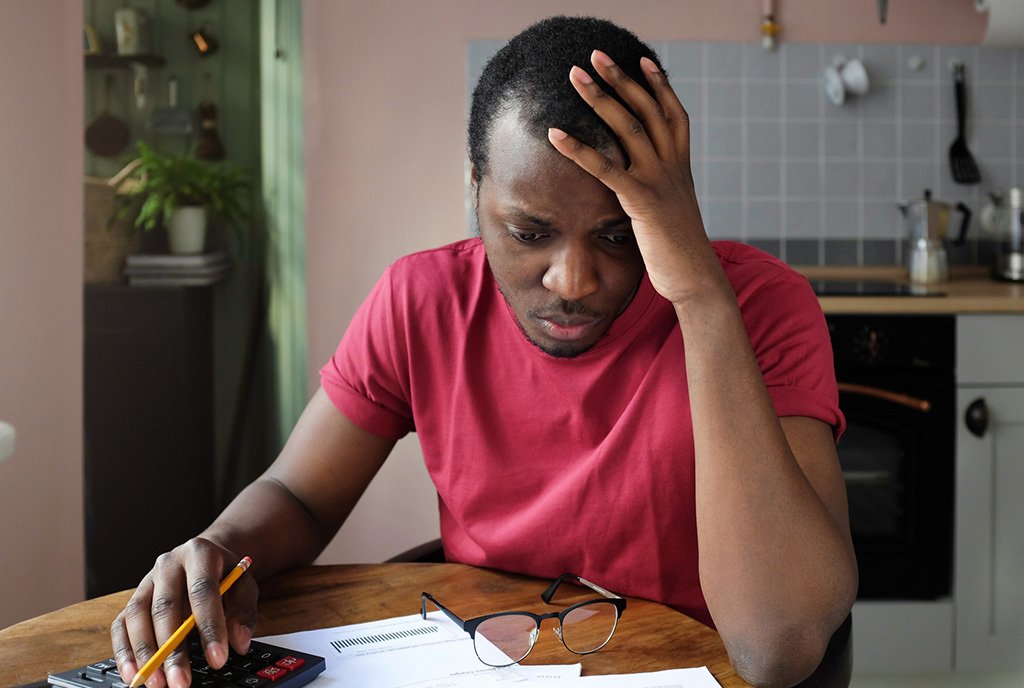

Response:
(111, 16), (856, 688)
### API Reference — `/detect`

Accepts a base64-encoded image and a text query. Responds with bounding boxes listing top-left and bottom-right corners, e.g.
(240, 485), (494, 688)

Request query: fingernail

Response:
(548, 128), (568, 142)
(570, 65), (593, 84)
(640, 56), (661, 73)
(207, 641), (227, 668)
(238, 624), (253, 653)
(119, 660), (137, 682)
(167, 664), (189, 688)
(592, 50), (615, 68)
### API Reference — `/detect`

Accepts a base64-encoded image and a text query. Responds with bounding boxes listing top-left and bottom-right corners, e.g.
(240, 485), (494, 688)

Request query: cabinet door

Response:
(956, 386), (1024, 670)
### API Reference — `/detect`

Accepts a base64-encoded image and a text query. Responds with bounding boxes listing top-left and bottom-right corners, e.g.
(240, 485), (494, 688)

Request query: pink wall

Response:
(303, 0), (988, 563)
(0, 1), (85, 626)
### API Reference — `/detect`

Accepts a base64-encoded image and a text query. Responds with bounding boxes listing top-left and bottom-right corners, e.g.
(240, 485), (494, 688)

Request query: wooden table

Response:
(0, 563), (748, 687)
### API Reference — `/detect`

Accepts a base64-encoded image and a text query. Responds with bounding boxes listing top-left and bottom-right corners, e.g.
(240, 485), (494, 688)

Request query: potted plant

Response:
(117, 141), (249, 254)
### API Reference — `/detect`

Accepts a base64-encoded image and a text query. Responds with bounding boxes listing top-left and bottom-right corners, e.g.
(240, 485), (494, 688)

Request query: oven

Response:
(826, 314), (955, 600)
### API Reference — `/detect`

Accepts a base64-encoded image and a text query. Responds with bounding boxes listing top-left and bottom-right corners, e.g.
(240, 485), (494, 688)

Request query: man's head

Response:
(468, 16), (664, 181)
(469, 17), (664, 358)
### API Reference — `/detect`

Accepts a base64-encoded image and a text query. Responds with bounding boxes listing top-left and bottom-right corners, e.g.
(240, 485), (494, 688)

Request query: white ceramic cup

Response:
(840, 58), (870, 96)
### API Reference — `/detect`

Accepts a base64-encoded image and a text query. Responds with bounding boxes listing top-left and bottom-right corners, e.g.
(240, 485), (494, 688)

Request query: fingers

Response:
(225, 575), (260, 656)
(182, 545), (232, 670)
(589, 50), (677, 161)
(638, 56), (692, 162)
(150, 553), (191, 688)
(566, 50), (690, 168)
(568, 62), (657, 167)
(547, 127), (634, 195)
(110, 539), (258, 688)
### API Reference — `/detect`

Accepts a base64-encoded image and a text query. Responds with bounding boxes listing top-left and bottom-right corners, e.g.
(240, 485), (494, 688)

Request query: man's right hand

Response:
(110, 537), (259, 688)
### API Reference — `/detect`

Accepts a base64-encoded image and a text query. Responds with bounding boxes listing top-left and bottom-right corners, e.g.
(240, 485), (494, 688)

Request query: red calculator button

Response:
(256, 666), (288, 681)
(276, 656), (305, 670)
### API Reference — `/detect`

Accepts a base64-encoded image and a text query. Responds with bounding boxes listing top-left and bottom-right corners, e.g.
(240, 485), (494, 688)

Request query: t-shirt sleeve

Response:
(738, 265), (846, 441)
(319, 266), (414, 440)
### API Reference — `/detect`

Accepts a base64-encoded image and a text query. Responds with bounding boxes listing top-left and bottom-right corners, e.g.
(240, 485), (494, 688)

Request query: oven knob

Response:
(853, 326), (888, 365)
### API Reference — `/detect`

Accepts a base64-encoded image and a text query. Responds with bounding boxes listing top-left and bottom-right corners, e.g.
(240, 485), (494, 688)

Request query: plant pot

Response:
(167, 206), (207, 254)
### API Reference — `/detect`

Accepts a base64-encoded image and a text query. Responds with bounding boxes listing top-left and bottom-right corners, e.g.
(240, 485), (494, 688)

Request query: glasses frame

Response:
(420, 573), (627, 667)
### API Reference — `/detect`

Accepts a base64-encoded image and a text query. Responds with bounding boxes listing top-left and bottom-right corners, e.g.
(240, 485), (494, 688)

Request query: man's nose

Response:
(542, 245), (599, 302)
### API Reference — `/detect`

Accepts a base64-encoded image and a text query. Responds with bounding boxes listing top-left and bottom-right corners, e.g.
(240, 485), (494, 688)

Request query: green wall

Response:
(83, 0), (306, 503)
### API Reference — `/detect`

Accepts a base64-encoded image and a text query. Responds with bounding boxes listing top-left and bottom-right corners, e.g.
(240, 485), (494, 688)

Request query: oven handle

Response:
(837, 382), (932, 412)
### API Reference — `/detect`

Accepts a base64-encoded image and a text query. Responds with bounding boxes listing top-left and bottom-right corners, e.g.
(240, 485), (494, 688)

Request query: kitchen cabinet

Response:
(84, 284), (216, 598)
(955, 314), (1024, 670)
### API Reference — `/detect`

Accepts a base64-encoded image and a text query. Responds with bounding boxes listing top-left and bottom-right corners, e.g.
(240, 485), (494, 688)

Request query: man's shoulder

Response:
(382, 237), (489, 311)
(389, 237), (485, 278)
(712, 240), (809, 293)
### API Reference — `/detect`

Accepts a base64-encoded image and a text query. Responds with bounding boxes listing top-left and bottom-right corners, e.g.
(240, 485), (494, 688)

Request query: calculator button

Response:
(87, 661), (118, 674)
(236, 677), (270, 688)
(275, 656), (305, 670)
(248, 649), (280, 663)
(255, 666), (288, 681)
(193, 677), (228, 688)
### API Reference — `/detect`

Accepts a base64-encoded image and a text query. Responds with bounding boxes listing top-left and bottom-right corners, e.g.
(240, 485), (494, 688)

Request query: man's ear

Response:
(471, 164), (482, 202)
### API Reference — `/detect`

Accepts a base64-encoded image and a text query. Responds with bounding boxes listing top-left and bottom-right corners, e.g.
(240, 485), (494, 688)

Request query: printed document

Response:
(257, 612), (720, 687)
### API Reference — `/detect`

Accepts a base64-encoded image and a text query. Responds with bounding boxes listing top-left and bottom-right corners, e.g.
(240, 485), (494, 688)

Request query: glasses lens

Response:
(474, 614), (538, 667)
(560, 601), (620, 654)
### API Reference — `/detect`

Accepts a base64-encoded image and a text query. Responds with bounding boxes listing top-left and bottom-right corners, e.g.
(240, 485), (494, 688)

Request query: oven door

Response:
(836, 371), (955, 599)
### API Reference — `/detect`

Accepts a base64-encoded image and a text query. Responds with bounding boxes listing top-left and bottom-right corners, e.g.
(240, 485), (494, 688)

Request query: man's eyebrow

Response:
(501, 207), (632, 231)
(503, 208), (554, 227)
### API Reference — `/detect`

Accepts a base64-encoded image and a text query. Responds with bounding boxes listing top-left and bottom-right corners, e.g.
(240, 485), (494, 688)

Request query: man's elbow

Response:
(725, 623), (837, 688)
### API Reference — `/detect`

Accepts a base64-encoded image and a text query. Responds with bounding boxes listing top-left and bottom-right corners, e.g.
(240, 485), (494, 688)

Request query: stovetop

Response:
(811, 280), (946, 297)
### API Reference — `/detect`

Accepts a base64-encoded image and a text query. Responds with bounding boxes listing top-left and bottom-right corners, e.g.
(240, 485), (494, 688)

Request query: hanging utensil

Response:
(195, 72), (225, 159)
(149, 75), (194, 135)
(85, 74), (131, 157)
(949, 62), (981, 185)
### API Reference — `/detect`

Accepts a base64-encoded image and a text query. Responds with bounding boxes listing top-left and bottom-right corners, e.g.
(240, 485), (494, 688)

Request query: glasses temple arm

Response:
(420, 592), (468, 630)
(541, 573), (623, 604)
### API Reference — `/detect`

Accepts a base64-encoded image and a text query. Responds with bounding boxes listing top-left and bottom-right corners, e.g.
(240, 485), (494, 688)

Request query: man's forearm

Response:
(200, 477), (334, 582)
(676, 290), (857, 686)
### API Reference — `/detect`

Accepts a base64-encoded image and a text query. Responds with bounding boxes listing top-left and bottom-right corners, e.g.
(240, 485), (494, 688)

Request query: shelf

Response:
(85, 53), (165, 69)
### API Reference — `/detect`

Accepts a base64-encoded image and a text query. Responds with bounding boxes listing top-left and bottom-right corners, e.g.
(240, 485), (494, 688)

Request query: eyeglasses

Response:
(420, 573), (627, 667)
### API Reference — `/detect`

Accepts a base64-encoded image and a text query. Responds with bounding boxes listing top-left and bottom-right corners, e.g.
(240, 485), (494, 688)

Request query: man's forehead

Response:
(484, 108), (624, 186)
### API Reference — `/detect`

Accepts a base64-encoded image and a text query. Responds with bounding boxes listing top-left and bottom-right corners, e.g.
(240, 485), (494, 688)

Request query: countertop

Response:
(796, 265), (1024, 314)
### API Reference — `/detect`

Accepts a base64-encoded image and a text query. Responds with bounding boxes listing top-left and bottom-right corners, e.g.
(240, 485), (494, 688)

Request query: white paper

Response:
(257, 613), (719, 688)
(256, 612), (581, 688)
(426, 667), (721, 687)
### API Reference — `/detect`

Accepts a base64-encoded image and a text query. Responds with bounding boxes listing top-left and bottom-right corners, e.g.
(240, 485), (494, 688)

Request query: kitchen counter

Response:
(796, 265), (1024, 314)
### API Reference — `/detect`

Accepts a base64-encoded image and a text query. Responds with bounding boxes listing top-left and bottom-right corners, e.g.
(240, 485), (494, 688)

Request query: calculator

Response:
(47, 635), (326, 688)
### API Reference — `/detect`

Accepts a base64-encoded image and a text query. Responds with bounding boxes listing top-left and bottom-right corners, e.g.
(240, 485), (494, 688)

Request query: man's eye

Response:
(602, 233), (633, 246)
(510, 230), (546, 244)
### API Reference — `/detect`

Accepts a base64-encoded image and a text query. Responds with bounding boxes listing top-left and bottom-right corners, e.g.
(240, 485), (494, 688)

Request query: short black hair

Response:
(468, 16), (664, 180)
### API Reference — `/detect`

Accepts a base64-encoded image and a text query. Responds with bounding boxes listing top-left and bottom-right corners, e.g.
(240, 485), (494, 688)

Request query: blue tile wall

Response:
(468, 40), (1024, 266)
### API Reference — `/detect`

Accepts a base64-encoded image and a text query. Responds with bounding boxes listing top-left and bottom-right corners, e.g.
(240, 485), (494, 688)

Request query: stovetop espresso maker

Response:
(981, 188), (1024, 282)
(899, 189), (971, 284)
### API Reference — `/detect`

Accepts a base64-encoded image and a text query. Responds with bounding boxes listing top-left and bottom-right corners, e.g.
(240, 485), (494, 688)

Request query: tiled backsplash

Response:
(468, 40), (1024, 267)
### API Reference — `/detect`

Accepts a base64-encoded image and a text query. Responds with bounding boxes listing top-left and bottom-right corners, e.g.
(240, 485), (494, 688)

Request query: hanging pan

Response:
(85, 74), (130, 157)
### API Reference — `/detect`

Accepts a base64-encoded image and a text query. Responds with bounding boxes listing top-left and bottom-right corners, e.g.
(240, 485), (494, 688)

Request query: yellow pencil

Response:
(129, 556), (252, 688)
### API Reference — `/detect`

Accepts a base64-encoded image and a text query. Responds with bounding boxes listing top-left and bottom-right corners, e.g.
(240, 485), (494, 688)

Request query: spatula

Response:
(949, 62), (980, 185)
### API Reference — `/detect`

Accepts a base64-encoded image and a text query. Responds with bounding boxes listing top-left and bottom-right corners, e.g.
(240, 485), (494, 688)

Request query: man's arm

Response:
(548, 52), (856, 687)
(111, 388), (395, 688)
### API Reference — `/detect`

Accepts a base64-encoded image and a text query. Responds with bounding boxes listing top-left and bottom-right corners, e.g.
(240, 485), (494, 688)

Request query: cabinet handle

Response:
(965, 398), (989, 438)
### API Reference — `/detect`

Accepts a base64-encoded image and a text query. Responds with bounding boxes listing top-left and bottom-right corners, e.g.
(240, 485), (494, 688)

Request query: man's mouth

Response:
(535, 314), (603, 341)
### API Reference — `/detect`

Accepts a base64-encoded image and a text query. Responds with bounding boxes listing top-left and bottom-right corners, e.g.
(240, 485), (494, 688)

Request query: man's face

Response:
(475, 110), (645, 358)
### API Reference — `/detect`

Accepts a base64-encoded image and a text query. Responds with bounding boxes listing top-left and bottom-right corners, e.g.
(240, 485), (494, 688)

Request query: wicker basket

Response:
(84, 177), (140, 284)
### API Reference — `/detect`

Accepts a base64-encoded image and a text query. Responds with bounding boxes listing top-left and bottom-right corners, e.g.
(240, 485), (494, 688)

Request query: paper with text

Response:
(256, 611), (581, 687)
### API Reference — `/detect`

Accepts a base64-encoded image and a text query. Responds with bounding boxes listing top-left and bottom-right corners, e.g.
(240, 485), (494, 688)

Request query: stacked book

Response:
(123, 251), (231, 287)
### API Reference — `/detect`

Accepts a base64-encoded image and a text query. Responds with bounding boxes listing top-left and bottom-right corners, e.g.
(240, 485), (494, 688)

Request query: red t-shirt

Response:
(320, 238), (843, 627)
